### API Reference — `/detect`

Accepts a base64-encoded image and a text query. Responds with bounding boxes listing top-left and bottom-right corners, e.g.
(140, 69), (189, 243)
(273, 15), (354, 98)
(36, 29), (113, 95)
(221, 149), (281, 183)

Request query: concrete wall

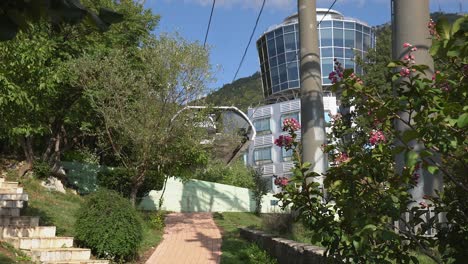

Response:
(239, 228), (326, 264)
(139, 178), (285, 213)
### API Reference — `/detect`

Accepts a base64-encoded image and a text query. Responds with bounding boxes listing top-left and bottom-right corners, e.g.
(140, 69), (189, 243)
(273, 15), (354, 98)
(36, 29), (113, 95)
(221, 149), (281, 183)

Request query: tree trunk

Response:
(130, 170), (146, 206)
(18, 136), (34, 177)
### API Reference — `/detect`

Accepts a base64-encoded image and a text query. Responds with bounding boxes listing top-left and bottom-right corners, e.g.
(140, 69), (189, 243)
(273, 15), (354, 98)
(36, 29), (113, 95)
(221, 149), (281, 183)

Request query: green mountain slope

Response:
(205, 72), (265, 112)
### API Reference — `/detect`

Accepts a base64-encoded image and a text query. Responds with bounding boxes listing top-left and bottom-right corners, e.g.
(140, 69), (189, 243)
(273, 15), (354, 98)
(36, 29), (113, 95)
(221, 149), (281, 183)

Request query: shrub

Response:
(193, 159), (255, 188)
(97, 168), (164, 199)
(32, 161), (51, 179)
(62, 148), (100, 165)
(240, 243), (278, 264)
(149, 211), (166, 231)
(75, 189), (143, 262)
(261, 213), (294, 235)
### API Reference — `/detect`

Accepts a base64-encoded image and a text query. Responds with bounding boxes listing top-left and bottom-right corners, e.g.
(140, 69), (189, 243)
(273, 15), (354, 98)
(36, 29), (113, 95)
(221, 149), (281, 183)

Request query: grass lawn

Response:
(213, 212), (277, 264)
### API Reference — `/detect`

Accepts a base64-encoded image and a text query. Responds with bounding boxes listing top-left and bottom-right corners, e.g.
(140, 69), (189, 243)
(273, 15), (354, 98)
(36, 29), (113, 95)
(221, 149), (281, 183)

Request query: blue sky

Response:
(144, 0), (464, 91)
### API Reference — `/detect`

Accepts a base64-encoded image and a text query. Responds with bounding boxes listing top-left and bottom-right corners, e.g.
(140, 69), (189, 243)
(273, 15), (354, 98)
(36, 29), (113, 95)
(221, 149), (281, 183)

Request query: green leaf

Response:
(402, 130), (419, 144)
(451, 17), (465, 36)
(362, 224), (377, 232)
(457, 113), (468, 128)
(436, 17), (451, 40)
(427, 165), (439, 175)
(406, 151), (419, 168)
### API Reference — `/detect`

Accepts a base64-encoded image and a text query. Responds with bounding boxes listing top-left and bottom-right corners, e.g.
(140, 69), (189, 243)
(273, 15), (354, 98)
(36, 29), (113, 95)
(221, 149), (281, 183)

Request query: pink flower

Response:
(369, 130), (386, 145)
(411, 47), (417, 52)
(403, 42), (412, 48)
(274, 176), (289, 187)
(419, 201), (428, 208)
(335, 152), (350, 164)
(282, 118), (301, 132)
(400, 67), (411, 77)
(274, 135), (293, 149)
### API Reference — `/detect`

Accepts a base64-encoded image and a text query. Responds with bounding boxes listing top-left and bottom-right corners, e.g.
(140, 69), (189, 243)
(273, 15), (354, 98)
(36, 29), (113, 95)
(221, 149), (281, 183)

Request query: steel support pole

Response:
(298, 0), (327, 185)
(392, 0), (442, 203)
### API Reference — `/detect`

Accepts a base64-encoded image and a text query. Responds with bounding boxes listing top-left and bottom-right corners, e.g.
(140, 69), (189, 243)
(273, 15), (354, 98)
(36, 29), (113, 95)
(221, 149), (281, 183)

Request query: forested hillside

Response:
(204, 72), (264, 112)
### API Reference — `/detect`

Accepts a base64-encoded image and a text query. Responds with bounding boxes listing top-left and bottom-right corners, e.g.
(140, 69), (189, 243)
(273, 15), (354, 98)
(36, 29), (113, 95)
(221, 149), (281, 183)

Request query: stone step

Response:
(0, 187), (23, 194)
(0, 181), (19, 188)
(6, 236), (73, 250)
(29, 248), (91, 262)
(0, 193), (28, 201)
(0, 208), (20, 217)
(43, 260), (109, 264)
(0, 200), (25, 208)
(0, 216), (39, 227)
(0, 226), (56, 238)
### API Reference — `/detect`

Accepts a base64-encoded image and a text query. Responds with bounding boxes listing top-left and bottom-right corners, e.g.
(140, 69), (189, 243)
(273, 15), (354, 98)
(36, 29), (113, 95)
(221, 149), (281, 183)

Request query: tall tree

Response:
(70, 36), (212, 204)
(0, 0), (158, 174)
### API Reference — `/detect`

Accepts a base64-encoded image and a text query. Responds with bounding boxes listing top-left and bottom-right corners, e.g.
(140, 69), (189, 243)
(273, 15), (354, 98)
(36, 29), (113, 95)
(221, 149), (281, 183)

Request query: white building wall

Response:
(247, 96), (338, 193)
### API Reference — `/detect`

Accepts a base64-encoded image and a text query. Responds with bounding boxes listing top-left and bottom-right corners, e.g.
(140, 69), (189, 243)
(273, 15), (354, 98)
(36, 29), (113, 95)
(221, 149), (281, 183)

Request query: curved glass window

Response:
(322, 58), (334, 76)
(320, 20), (332, 28)
(271, 66), (279, 86)
(344, 22), (354, 29)
(363, 34), (371, 50)
(334, 47), (344, 58)
(333, 21), (343, 28)
(321, 47), (333, 58)
(267, 32), (275, 40)
(320, 28), (333, 46)
(270, 56), (278, 67)
(333, 28), (344, 47)
(345, 48), (354, 58)
(286, 51), (296, 62)
(284, 33), (296, 52)
(344, 30), (354, 48)
(356, 24), (363, 32)
(356, 31), (363, 50)
(284, 25), (294, 33)
(267, 39), (276, 57)
(279, 64), (287, 83)
(287, 62), (299, 81)
(276, 35), (285, 54)
(277, 53), (286, 65)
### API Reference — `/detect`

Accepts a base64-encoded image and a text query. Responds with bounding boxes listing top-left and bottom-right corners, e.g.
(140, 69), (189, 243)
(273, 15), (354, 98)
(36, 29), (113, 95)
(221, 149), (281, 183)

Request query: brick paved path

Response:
(146, 213), (222, 264)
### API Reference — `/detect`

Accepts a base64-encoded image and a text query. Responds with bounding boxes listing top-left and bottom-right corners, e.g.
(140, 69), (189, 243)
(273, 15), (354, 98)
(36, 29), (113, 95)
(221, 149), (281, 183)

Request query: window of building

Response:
(254, 147), (272, 164)
(284, 32), (296, 52)
(321, 58), (334, 77)
(320, 20), (332, 28)
(321, 47), (333, 58)
(333, 28), (344, 47)
(281, 112), (300, 127)
(356, 23), (363, 32)
(287, 62), (299, 81)
(355, 31), (363, 51)
(254, 118), (271, 135)
(276, 35), (285, 54)
(344, 30), (354, 48)
(279, 64), (287, 83)
(333, 20), (343, 28)
(320, 28), (333, 46)
(284, 25), (295, 33)
(282, 147), (293, 161)
(345, 48), (355, 59)
(286, 51), (296, 62)
(267, 39), (276, 56)
(344, 22), (355, 29)
(334, 47), (344, 58)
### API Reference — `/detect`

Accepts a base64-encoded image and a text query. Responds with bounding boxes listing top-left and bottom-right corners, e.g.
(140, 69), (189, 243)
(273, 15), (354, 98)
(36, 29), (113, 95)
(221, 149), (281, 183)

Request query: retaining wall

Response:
(239, 228), (326, 264)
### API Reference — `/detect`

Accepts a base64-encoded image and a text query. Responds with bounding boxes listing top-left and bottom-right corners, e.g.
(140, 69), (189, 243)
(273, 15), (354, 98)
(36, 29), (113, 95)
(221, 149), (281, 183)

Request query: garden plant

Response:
(273, 16), (467, 263)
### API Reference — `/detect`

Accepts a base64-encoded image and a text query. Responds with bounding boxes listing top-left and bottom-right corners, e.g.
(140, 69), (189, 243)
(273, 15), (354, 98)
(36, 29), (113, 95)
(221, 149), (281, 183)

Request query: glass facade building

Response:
(256, 9), (375, 100)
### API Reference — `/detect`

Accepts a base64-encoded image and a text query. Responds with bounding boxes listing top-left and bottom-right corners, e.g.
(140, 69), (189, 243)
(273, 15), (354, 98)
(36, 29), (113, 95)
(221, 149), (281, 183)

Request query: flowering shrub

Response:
(282, 117), (301, 132)
(274, 16), (467, 263)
